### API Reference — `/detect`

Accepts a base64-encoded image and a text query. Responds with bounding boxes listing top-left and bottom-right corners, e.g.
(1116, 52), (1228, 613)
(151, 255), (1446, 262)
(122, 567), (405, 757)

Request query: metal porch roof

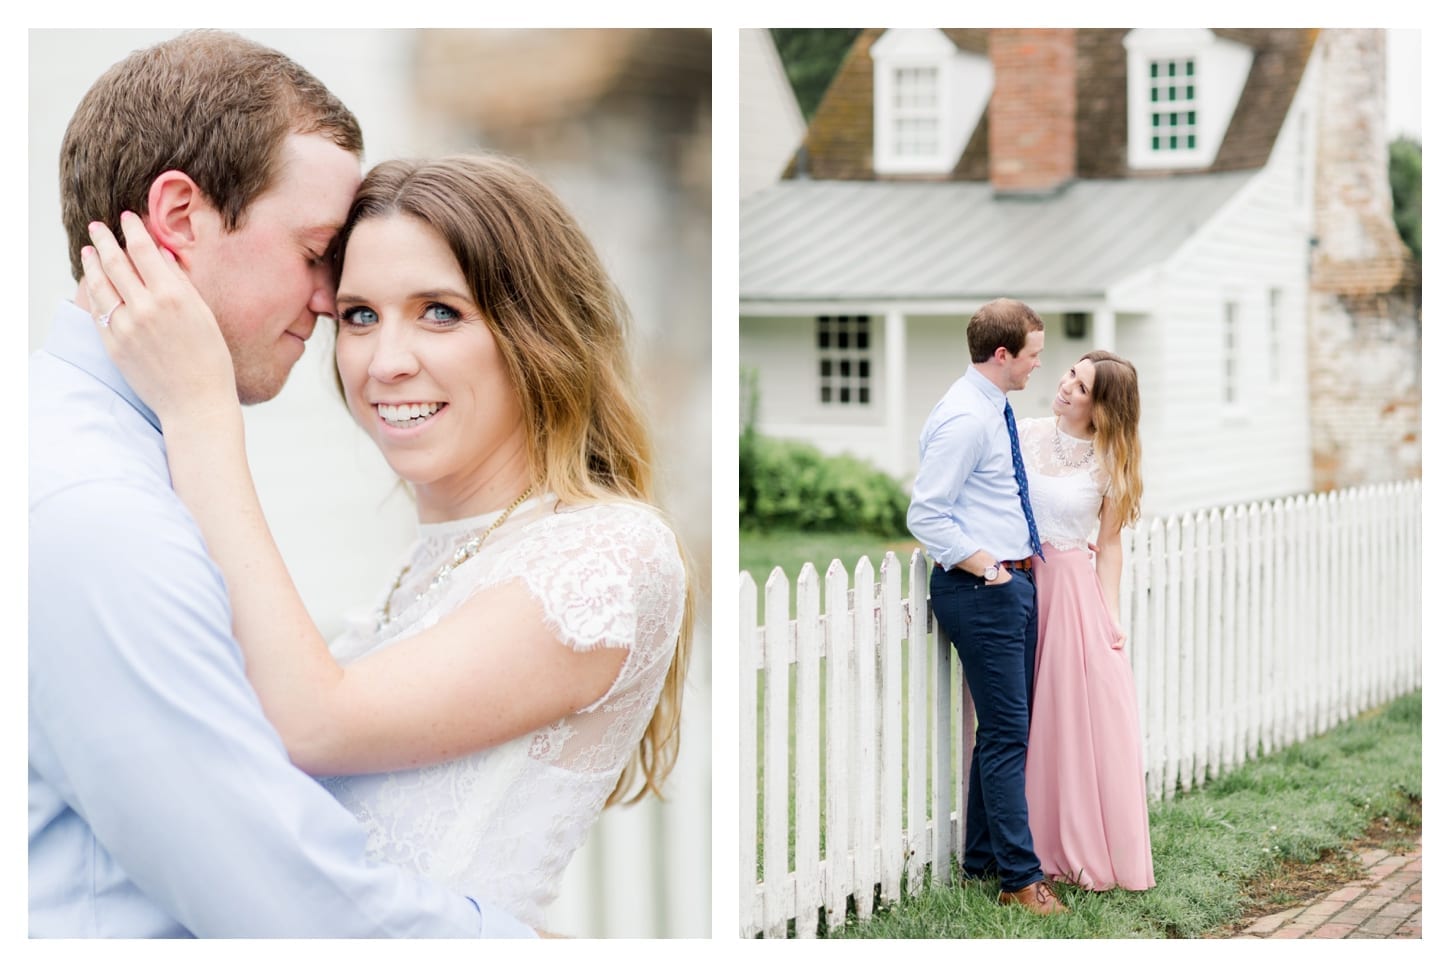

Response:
(740, 172), (1256, 304)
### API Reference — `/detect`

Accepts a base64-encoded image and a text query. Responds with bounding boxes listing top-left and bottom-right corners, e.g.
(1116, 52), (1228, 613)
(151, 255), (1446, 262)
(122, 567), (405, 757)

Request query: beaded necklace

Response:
(1052, 421), (1095, 470)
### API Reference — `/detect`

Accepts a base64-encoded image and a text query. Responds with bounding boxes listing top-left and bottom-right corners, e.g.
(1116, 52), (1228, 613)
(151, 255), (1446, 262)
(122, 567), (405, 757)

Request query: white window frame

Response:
(1123, 29), (1253, 171)
(815, 315), (873, 408)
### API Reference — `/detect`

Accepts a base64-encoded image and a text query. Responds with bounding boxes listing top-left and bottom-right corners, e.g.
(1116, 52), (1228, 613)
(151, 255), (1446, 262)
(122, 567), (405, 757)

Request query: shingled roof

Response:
(786, 28), (1318, 182)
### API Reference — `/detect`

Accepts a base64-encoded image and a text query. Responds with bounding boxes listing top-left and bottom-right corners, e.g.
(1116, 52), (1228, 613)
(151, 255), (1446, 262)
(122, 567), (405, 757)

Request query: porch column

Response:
(1093, 306), (1116, 352)
(883, 308), (907, 477)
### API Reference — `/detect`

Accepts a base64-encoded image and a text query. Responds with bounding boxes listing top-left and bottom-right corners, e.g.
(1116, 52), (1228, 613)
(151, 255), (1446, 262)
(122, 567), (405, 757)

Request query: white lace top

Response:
(1019, 416), (1109, 552)
(320, 495), (686, 929)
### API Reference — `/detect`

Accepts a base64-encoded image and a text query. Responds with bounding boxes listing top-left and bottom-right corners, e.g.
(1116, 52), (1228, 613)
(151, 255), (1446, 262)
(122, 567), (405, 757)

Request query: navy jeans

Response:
(928, 564), (1042, 892)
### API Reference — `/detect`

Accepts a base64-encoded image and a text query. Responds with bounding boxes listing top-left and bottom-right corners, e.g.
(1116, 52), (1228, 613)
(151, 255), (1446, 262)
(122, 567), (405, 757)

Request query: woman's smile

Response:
(375, 401), (447, 431)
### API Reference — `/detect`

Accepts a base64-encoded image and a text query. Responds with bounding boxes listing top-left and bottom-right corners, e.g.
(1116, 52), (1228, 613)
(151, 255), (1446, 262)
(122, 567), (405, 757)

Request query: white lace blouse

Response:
(320, 495), (687, 929)
(1019, 416), (1109, 552)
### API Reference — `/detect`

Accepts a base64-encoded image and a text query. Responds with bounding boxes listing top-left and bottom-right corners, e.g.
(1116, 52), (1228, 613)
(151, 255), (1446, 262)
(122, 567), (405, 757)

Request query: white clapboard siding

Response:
(742, 481), (1421, 938)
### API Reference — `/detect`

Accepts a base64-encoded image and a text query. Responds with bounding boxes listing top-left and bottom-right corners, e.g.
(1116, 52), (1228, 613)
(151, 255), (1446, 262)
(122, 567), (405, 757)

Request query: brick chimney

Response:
(988, 29), (1077, 194)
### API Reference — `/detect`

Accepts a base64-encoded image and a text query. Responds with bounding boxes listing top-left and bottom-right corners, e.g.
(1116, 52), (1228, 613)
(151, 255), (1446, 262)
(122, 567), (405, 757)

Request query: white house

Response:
(740, 28), (1418, 520)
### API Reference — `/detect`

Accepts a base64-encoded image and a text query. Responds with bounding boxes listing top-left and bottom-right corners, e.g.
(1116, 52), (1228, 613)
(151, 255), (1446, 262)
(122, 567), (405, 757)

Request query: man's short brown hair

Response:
(59, 30), (363, 281)
(966, 298), (1045, 363)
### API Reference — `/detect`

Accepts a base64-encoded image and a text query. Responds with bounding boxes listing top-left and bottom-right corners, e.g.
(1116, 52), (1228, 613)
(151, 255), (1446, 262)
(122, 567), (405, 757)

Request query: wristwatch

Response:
(982, 562), (1000, 582)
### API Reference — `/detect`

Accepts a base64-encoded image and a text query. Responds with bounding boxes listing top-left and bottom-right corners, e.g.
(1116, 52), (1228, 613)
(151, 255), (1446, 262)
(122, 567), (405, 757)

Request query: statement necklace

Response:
(376, 485), (535, 629)
(1053, 421), (1095, 470)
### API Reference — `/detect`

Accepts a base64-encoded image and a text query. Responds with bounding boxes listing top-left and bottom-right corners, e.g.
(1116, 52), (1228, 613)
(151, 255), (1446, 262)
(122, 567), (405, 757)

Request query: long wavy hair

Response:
(1081, 349), (1143, 527)
(334, 154), (694, 806)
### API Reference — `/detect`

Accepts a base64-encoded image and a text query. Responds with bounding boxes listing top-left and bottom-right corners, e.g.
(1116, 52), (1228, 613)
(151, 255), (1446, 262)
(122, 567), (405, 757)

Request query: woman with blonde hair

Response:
(80, 154), (692, 930)
(1019, 349), (1154, 892)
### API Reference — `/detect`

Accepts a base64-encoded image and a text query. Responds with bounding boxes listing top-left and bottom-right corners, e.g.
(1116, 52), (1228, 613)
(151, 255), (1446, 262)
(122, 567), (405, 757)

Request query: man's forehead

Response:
(268, 134), (362, 195)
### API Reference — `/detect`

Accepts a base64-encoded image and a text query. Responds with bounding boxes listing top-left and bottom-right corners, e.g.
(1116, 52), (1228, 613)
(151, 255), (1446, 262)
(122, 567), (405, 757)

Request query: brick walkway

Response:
(1234, 834), (1422, 938)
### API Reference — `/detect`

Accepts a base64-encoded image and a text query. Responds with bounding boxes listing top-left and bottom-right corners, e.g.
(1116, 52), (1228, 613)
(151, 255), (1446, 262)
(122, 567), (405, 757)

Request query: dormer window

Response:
(1148, 58), (1198, 154)
(872, 28), (991, 175)
(1124, 29), (1252, 170)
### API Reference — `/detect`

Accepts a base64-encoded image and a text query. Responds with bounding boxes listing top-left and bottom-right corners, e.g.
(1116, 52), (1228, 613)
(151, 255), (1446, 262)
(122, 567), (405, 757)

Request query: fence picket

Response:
(823, 562), (852, 929)
(852, 557), (879, 920)
(1247, 504), (1258, 759)
(1163, 516), (1183, 798)
(1224, 507), (1244, 772)
(905, 552), (929, 894)
(1329, 492), (1346, 728)
(740, 572), (759, 938)
(1130, 525), (1152, 790)
(1371, 487), (1388, 707)
(953, 635), (969, 863)
(933, 600), (953, 882)
(743, 482), (1421, 937)
(794, 564), (822, 935)
(1230, 505), (1249, 770)
(1266, 500), (1285, 754)
(761, 569), (791, 937)
(1190, 511), (1210, 786)
(879, 553), (905, 906)
(1299, 495), (1322, 748)
(1314, 495), (1332, 735)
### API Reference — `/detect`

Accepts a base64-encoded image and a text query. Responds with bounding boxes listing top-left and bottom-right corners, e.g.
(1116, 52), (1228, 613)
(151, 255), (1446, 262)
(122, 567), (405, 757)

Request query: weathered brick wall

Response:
(1309, 28), (1420, 490)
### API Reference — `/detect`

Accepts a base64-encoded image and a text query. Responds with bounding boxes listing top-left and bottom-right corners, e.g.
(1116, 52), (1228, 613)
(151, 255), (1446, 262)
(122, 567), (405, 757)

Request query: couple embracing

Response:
(30, 31), (691, 937)
(908, 298), (1155, 915)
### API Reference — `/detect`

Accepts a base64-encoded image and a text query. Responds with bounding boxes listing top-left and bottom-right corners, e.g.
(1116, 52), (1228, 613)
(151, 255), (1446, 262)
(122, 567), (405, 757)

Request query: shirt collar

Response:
(43, 300), (162, 432)
(965, 365), (1007, 411)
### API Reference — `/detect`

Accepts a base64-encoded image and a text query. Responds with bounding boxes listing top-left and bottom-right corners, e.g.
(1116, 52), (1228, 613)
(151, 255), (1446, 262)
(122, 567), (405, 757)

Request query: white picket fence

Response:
(739, 481), (1422, 938)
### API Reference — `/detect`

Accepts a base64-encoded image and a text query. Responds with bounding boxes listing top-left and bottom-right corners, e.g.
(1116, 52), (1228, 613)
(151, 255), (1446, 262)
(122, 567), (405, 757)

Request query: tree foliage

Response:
(1388, 136), (1421, 263)
(769, 29), (861, 120)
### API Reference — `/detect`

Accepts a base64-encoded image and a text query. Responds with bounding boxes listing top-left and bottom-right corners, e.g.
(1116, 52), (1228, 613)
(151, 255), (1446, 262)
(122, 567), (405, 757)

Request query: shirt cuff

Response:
(938, 543), (978, 572)
(470, 897), (538, 938)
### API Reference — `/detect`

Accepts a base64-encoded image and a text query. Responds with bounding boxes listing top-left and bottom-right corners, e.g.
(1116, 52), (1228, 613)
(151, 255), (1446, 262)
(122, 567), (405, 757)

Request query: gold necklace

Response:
(376, 485), (535, 629)
(1053, 420), (1095, 469)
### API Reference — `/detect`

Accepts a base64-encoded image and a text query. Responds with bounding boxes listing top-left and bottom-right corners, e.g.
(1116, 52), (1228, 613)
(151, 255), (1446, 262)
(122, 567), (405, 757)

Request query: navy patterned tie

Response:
(1003, 399), (1043, 559)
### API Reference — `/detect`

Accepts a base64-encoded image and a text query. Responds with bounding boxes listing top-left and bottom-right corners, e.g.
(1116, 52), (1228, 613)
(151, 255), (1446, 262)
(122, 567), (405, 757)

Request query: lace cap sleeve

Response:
(498, 501), (687, 665)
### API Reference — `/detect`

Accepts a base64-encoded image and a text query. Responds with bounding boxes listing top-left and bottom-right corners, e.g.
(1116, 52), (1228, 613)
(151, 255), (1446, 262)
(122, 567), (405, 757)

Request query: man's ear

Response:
(144, 171), (210, 267)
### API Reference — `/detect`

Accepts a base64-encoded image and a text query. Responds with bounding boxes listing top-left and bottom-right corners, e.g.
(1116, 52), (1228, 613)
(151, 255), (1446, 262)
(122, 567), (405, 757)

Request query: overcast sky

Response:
(1387, 29), (1421, 140)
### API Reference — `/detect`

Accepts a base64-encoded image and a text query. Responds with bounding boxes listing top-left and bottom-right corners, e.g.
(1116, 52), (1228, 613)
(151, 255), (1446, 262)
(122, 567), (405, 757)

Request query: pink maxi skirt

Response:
(1025, 544), (1155, 891)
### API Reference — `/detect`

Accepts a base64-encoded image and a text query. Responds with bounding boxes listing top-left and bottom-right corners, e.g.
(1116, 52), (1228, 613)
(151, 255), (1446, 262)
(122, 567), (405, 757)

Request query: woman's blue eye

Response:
(341, 306), (378, 326)
(424, 303), (460, 322)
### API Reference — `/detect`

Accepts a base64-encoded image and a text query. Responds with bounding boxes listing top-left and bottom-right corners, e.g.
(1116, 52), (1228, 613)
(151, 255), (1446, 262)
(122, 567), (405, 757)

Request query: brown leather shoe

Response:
(997, 879), (1069, 914)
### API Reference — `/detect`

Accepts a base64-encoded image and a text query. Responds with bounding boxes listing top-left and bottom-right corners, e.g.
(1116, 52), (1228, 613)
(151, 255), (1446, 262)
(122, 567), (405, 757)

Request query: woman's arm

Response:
(84, 215), (627, 775)
(1095, 497), (1127, 649)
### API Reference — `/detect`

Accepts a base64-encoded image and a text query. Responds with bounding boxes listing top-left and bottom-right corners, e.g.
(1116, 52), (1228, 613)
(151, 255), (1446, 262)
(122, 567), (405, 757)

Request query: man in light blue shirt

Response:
(29, 31), (534, 938)
(907, 298), (1067, 915)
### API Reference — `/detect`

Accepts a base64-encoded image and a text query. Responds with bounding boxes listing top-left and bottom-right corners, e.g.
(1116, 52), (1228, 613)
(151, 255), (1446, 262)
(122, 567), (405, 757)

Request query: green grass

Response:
(818, 690), (1421, 938)
(739, 528), (919, 592)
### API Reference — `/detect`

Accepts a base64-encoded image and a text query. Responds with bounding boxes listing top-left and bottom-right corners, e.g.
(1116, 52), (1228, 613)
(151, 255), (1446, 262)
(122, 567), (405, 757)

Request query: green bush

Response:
(739, 366), (911, 537)
(741, 435), (911, 537)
